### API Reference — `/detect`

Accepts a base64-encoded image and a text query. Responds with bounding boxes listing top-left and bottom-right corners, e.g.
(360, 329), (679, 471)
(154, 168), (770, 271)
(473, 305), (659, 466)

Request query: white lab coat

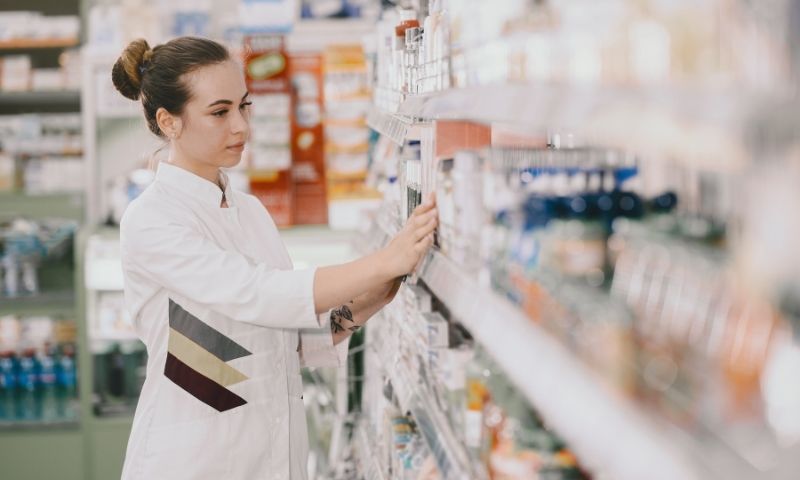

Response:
(119, 162), (347, 480)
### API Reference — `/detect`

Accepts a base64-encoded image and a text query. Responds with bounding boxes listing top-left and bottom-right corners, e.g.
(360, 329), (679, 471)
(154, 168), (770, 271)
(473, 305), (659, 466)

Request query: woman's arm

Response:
(312, 198), (437, 314)
(327, 277), (402, 345)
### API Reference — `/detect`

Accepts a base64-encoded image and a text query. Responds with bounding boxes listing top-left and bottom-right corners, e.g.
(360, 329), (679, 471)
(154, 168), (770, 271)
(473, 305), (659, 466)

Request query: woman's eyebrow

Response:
(207, 99), (232, 107)
(207, 92), (249, 108)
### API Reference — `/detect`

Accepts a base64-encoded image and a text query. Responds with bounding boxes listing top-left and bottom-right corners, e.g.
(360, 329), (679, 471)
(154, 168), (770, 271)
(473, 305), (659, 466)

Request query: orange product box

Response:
(249, 170), (294, 228)
(243, 35), (289, 94)
(289, 52), (328, 225)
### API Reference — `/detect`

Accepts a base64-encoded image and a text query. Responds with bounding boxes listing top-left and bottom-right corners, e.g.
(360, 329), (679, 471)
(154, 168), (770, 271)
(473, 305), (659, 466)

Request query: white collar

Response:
(155, 161), (234, 208)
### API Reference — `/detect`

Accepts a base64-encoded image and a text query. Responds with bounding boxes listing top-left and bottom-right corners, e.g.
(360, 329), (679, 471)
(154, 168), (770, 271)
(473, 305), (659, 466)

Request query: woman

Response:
(113, 36), (437, 479)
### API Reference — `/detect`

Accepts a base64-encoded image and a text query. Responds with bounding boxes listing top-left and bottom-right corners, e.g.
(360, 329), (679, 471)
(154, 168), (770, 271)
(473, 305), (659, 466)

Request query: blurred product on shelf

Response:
(0, 50), (82, 93)
(82, 231), (146, 418)
(359, 279), (591, 480)
(372, 0), (798, 118)
(0, 314), (79, 425)
(92, 340), (146, 417)
(324, 43), (382, 229)
(290, 51), (329, 225)
(300, 0), (379, 20)
(245, 34), (295, 227)
(106, 168), (156, 226)
(0, 12), (79, 45)
(0, 114), (84, 195)
(0, 218), (77, 298)
(0, 55), (32, 92)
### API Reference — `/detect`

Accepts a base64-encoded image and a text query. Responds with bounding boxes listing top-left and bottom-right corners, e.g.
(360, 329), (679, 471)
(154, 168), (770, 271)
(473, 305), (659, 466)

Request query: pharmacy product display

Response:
(1, 218), (77, 300)
(0, 315), (79, 426)
(83, 231), (146, 417)
(346, 1), (800, 480)
(353, 283), (590, 480)
(0, 12), (80, 94)
(0, 114), (84, 194)
(356, 142), (800, 480)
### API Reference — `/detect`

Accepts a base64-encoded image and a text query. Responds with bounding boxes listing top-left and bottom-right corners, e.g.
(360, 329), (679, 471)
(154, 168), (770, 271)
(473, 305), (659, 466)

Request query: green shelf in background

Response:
(0, 191), (84, 222)
(0, 90), (81, 114)
(0, 419), (81, 431)
(0, 290), (76, 317)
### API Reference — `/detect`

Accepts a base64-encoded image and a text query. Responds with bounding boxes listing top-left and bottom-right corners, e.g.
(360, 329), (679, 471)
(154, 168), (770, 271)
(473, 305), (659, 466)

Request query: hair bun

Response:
(111, 38), (152, 101)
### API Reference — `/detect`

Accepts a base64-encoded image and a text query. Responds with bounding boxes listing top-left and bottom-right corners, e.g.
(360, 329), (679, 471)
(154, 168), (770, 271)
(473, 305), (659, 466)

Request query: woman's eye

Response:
(239, 101), (253, 110)
(212, 109), (228, 117)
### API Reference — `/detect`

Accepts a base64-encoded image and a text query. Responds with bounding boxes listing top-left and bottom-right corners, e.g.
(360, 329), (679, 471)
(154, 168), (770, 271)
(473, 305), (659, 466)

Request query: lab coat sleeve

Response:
(298, 313), (350, 368)
(120, 210), (323, 330)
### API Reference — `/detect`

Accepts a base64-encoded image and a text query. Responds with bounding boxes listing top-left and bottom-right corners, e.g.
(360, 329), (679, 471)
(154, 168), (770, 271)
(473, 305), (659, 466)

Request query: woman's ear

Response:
(156, 107), (182, 139)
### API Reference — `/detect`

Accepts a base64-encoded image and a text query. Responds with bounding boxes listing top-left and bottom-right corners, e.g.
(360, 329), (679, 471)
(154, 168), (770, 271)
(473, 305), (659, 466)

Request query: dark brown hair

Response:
(111, 36), (230, 137)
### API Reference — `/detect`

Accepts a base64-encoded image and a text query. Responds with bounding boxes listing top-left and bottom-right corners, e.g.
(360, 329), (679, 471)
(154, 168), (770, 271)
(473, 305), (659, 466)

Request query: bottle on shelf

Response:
(394, 9), (420, 94)
(16, 348), (39, 421)
(55, 343), (77, 420)
(0, 350), (16, 421)
(38, 342), (58, 421)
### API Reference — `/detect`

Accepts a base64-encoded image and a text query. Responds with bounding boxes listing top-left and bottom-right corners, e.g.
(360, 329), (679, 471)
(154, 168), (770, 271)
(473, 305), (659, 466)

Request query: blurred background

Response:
(1, 0), (800, 479)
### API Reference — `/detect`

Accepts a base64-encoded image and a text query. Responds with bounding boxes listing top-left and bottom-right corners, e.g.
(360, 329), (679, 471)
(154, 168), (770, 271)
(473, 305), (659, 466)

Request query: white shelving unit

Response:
(361, 210), (800, 480)
(366, 336), (480, 480)
(354, 424), (388, 480)
(380, 82), (800, 174)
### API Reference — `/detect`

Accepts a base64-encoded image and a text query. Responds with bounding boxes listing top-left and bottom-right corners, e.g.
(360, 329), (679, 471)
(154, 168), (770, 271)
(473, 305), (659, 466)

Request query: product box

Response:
(244, 35), (294, 226)
(244, 35), (289, 94)
(249, 170), (294, 227)
(31, 68), (64, 91)
(0, 55), (31, 91)
(289, 52), (327, 225)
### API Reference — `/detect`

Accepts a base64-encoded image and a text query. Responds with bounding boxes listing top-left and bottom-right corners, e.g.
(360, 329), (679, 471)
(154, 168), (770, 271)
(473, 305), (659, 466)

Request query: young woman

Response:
(112, 36), (437, 479)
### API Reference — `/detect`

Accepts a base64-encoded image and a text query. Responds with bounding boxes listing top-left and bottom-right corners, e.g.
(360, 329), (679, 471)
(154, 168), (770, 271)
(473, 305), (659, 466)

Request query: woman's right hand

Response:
(381, 194), (438, 279)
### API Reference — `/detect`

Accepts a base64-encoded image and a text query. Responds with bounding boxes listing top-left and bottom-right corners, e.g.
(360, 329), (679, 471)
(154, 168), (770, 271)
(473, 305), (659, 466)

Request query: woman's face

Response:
(174, 59), (251, 170)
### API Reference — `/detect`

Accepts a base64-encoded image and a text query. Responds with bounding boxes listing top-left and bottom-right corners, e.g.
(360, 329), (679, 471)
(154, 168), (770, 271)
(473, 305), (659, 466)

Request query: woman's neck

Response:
(168, 150), (221, 188)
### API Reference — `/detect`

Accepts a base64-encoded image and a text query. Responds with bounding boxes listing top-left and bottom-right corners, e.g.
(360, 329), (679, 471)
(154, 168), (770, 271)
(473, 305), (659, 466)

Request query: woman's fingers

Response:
(411, 194), (437, 217)
(414, 210), (438, 240)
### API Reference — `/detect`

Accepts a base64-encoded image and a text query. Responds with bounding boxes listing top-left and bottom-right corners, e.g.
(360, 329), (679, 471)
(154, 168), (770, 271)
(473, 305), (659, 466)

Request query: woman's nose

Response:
(231, 108), (249, 136)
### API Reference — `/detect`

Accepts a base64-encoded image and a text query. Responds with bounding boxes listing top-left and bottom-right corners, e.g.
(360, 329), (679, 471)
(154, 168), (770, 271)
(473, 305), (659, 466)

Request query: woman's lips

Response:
(226, 142), (245, 152)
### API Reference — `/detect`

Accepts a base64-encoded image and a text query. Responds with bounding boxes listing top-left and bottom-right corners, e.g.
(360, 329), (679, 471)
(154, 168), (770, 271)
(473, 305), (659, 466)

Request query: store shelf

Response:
(0, 38), (78, 50)
(0, 418), (80, 431)
(11, 149), (84, 158)
(418, 246), (800, 480)
(0, 290), (75, 317)
(381, 83), (800, 172)
(367, 109), (425, 146)
(355, 424), (388, 480)
(369, 336), (482, 480)
(87, 330), (139, 343)
(0, 191), (83, 221)
(360, 211), (714, 479)
(0, 90), (81, 108)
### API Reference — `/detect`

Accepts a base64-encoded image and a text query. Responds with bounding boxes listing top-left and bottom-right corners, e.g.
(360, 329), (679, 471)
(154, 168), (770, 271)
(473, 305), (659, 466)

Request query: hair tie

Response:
(138, 60), (149, 76)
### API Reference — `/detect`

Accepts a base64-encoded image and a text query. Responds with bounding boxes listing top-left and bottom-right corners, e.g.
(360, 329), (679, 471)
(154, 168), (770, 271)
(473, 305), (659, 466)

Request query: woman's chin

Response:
(220, 153), (243, 168)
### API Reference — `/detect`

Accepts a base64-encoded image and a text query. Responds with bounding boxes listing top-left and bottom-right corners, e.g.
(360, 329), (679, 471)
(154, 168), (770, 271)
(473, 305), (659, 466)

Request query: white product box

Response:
(31, 68), (64, 91)
(1, 55), (31, 91)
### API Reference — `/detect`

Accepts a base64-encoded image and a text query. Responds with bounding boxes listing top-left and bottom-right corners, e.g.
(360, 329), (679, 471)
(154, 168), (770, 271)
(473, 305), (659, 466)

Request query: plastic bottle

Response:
(404, 26), (421, 94)
(394, 9), (420, 92)
(0, 351), (16, 421)
(16, 348), (39, 421)
(38, 344), (58, 421)
(56, 344), (77, 420)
